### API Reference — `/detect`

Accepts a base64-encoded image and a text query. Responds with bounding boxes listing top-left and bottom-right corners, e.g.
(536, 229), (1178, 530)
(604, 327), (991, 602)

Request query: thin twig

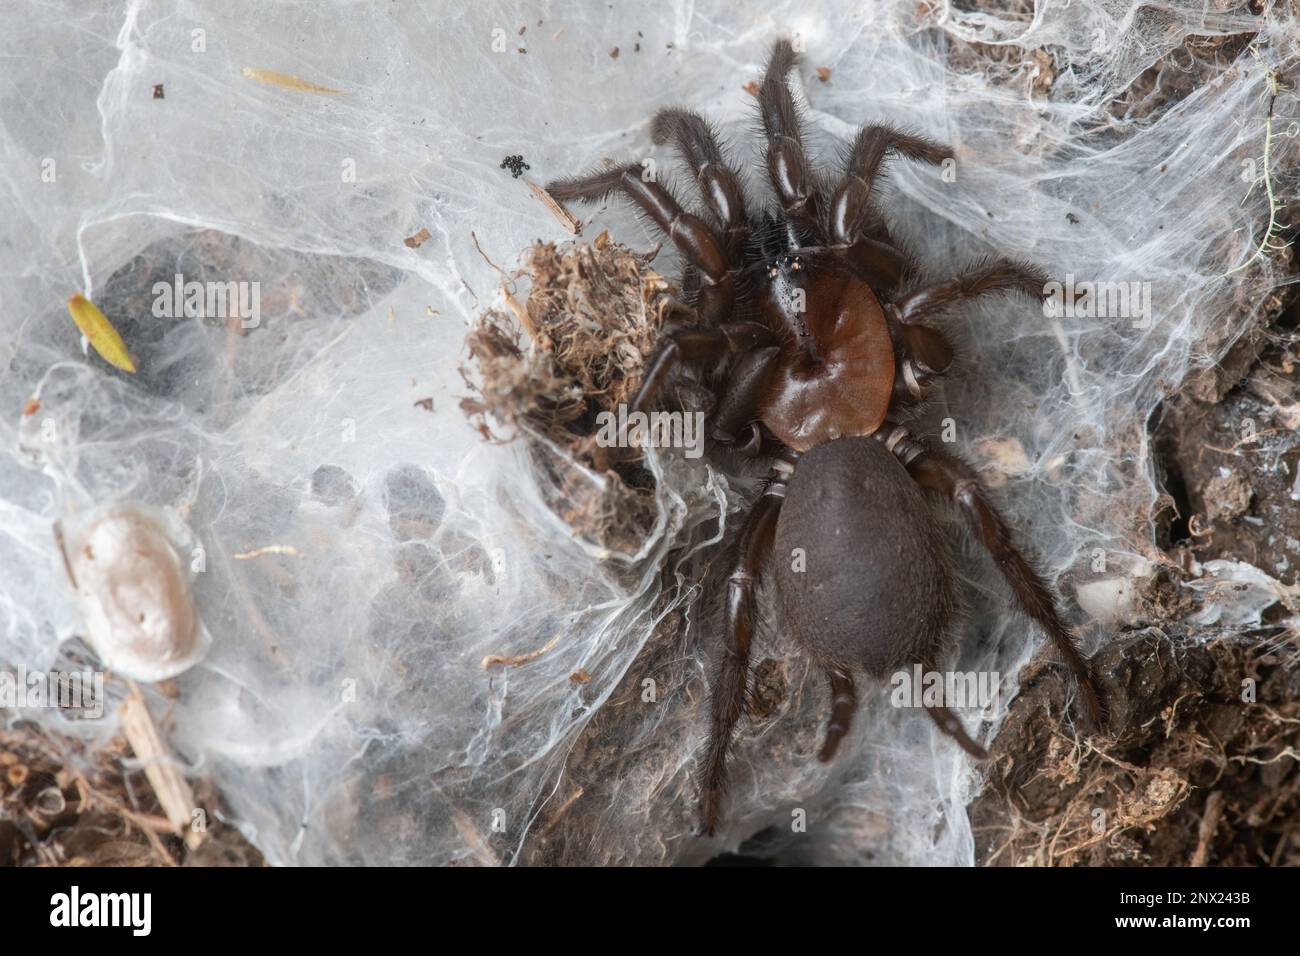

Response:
(1191, 791), (1226, 867)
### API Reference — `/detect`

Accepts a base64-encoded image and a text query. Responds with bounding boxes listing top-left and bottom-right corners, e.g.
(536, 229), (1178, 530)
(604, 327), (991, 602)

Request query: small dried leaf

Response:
(404, 228), (432, 248)
(66, 293), (137, 373)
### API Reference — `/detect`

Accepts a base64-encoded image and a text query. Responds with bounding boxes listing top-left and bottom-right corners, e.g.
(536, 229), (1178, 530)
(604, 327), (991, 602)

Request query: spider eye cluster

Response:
(767, 254), (804, 280)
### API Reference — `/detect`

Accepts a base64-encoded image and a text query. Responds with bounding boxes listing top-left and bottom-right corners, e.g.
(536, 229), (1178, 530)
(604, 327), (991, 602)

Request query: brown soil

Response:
(971, 631), (1300, 866)
(970, 293), (1300, 867)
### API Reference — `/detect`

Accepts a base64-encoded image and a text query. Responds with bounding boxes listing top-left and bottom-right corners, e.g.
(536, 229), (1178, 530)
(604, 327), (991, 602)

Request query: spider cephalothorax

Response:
(547, 38), (1104, 835)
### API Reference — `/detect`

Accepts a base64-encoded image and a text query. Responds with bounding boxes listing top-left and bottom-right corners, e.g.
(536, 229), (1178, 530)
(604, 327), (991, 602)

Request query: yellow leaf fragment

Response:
(241, 67), (343, 96)
(66, 293), (137, 373)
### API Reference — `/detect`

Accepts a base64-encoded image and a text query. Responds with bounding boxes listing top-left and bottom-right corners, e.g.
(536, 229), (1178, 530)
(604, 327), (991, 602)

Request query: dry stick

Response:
(469, 230), (538, 338)
(1190, 790), (1226, 867)
(118, 680), (204, 852)
(450, 805), (501, 866)
(526, 179), (582, 235)
(117, 807), (178, 866)
(481, 633), (561, 669)
(540, 786), (585, 837)
(470, 230), (510, 277)
(232, 544), (303, 560)
(1269, 820), (1296, 866)
(502, 288), (536, 338)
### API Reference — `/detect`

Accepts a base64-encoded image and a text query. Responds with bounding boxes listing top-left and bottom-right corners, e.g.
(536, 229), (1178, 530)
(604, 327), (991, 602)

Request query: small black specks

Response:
(501, 154), (531, 178)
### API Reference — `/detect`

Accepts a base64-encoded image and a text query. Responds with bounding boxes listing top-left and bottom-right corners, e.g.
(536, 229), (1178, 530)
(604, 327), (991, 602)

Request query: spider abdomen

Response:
(773, 437), (954, 676)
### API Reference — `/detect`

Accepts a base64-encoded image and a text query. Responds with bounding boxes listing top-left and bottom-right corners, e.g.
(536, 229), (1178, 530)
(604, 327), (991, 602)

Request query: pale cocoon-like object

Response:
(69, 507), (208, 682)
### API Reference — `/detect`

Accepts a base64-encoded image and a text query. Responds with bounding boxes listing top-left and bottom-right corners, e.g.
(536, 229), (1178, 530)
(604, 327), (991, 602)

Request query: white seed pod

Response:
(67, 505), (208, 682)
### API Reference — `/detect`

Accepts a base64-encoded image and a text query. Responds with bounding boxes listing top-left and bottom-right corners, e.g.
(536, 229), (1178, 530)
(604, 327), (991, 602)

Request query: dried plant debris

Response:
(526, 180), (582, 235)
(240, 66), (343, 96)
(0, 719), (262, 867)
(403, 227), (432, 249)
(461, 236), (675, 548)
(971, 632), (1300, 866)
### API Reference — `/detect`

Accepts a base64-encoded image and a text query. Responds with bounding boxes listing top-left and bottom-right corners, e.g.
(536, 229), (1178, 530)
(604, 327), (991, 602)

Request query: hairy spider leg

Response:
(829, 124), (951, 245)
(925, 703), (990, 758)
(829, 124), (952, 290)
(652, 109), (750, 266)
(546, 164), (735, 323)
(819, 666), (858, 761)
(700, 451), (797, 835)
(757, 39), (824, 247)
(876, 425), (1105, 727)
(630, 321), (775, 416)
(891, 258), (1051, 324)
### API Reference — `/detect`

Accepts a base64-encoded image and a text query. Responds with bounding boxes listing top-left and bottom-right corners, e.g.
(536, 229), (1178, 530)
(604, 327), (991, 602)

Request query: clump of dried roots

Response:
(461, 235), (677, 551)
